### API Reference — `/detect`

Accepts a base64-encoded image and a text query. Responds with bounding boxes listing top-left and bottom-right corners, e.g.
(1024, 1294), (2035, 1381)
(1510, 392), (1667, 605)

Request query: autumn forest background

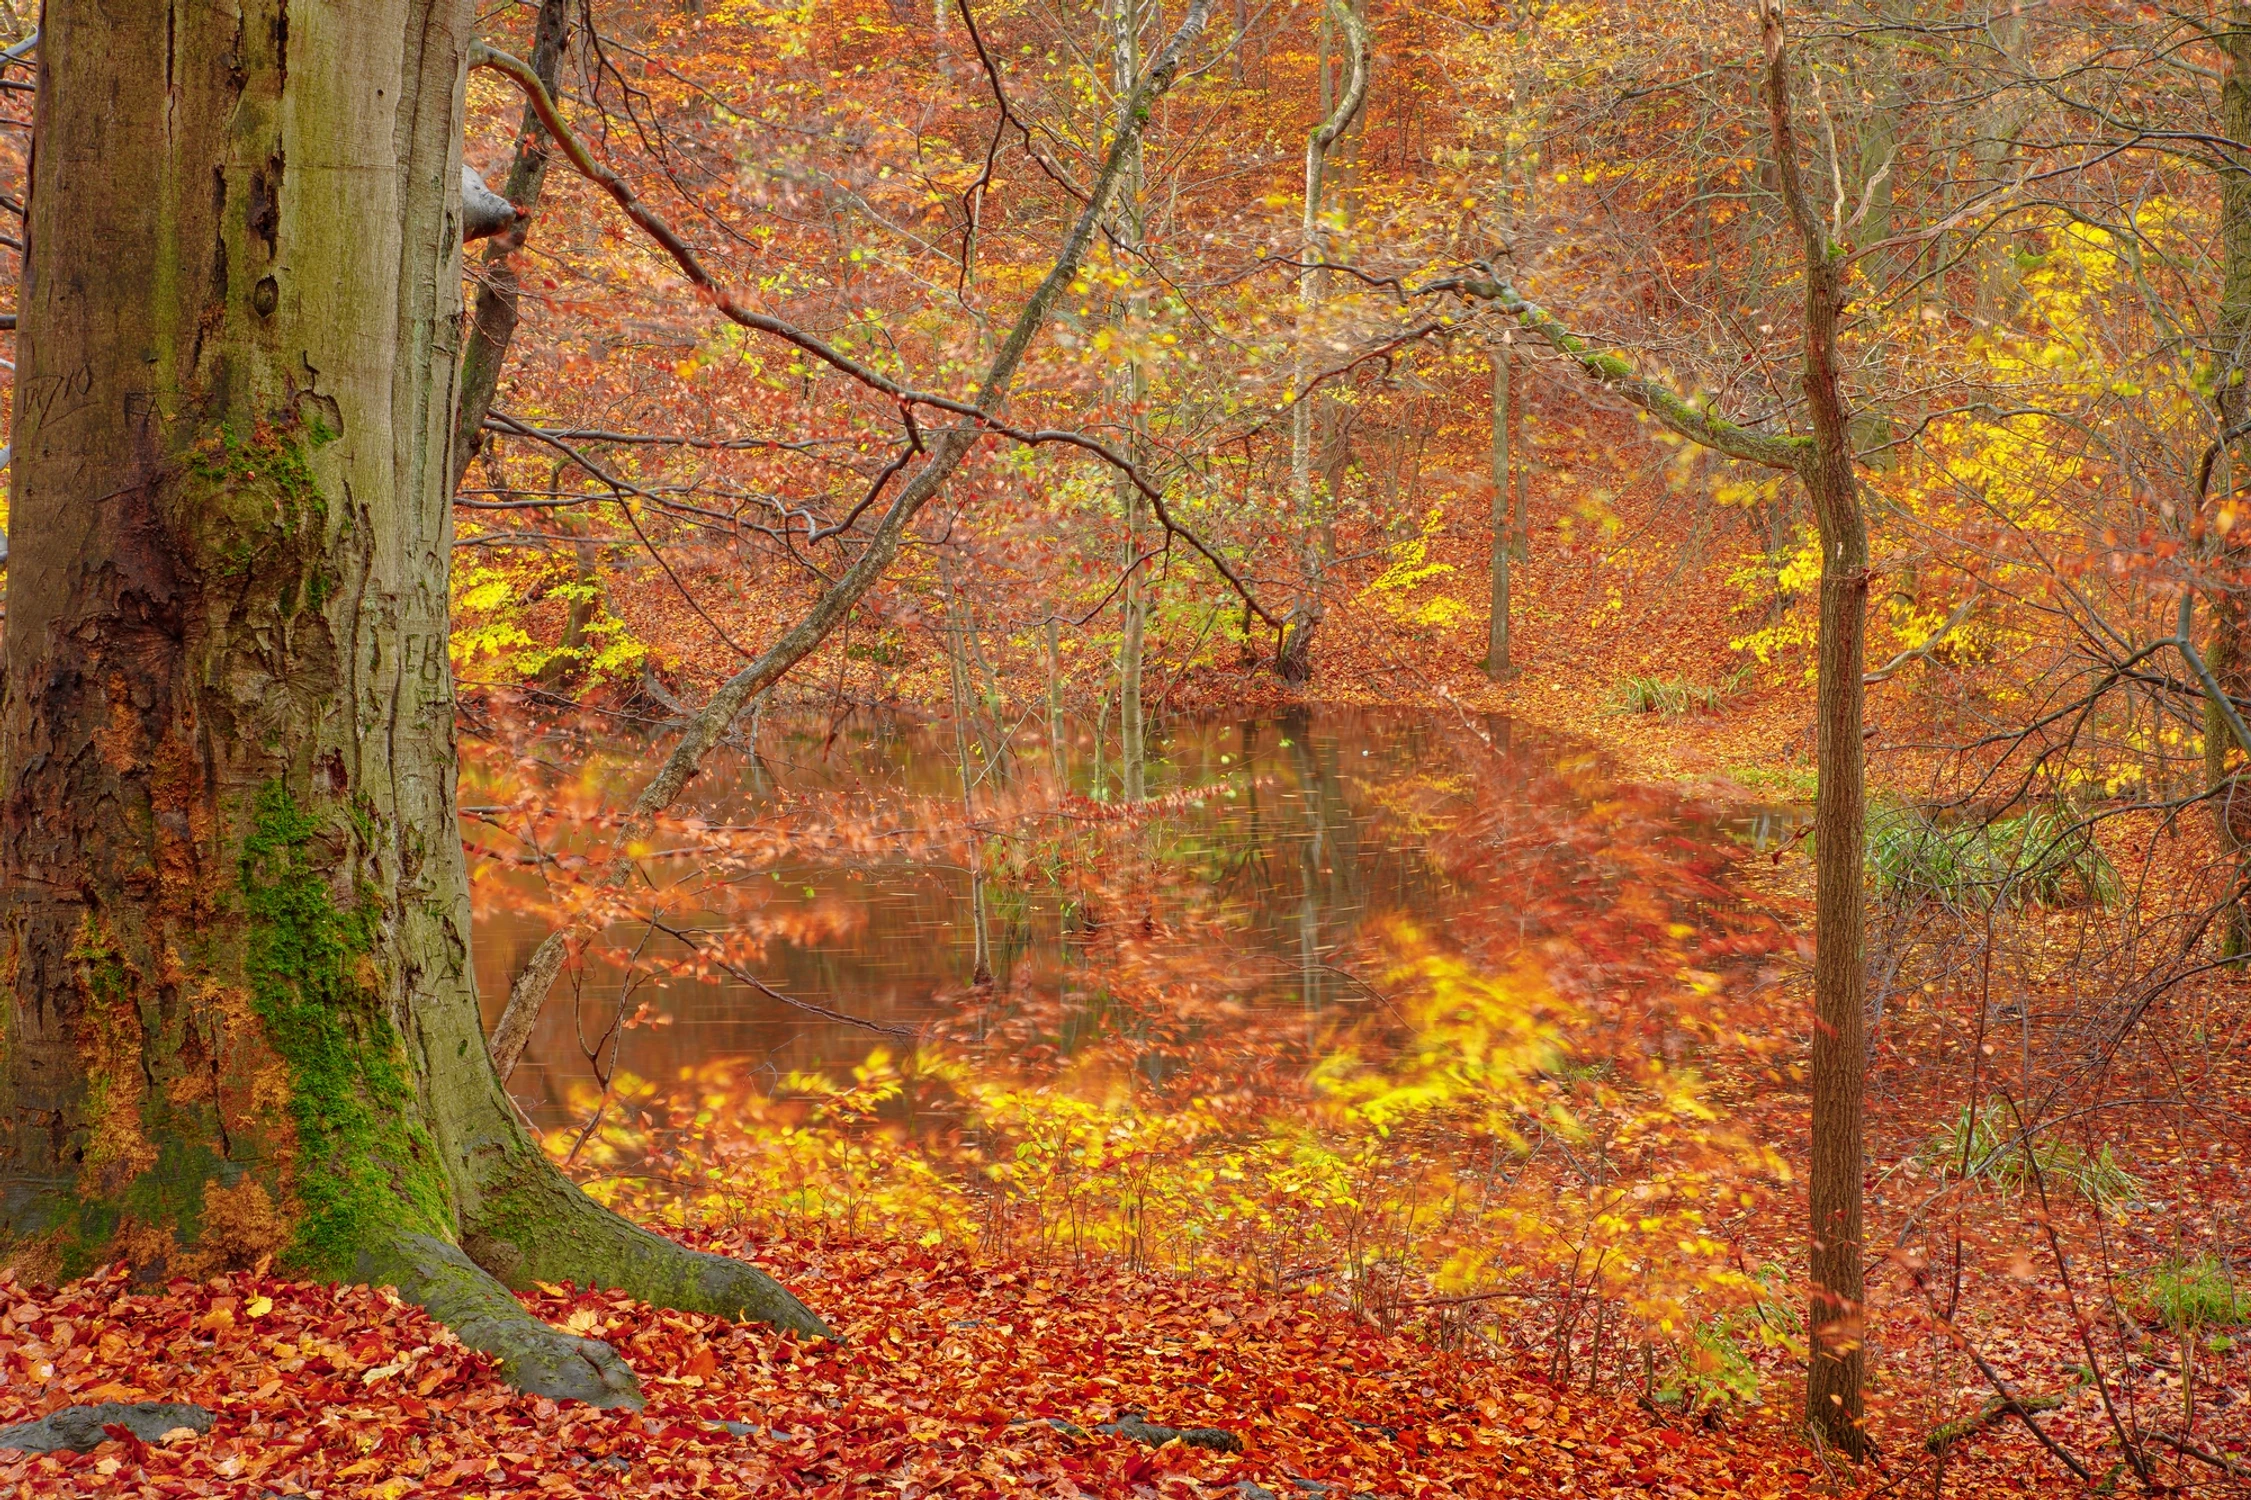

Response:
(1, 0), (2250, 1493)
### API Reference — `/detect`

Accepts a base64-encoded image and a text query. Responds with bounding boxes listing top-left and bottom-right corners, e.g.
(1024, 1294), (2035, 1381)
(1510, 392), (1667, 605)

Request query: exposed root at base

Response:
(464, 1167), (832, 1340)
(362, 1233), (643, 1409)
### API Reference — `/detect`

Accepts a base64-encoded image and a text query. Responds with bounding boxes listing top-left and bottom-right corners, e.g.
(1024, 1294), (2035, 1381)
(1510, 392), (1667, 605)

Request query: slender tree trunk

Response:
(1113, 0), (1151, 800)
(1046, 617), (1068, 792)
(1453, 8), (1869, 1447)
(535, 524), (601, 691)
(1119, 559), (1149, 798)
(1487, 340), (1513, 676)
(451, 0), (570, 491)
(0, 0), (821, 1409)
(1513, 385), (1531, 561)
(1967, 7), (2025, 327)
(1279, 0), (1367, 684)
(2206, 626), (2251, 960)
(1509, 147), (1535, 566)
(1760, 1), (1873, 1458)
(1846, 28), (1899, 465)
(2205, 0), (2251, 959)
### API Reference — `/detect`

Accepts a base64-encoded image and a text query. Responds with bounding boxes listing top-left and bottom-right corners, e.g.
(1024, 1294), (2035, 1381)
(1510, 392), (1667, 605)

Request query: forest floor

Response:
(12, 577), (2248, 1494)
(0, 1236), (1832, 1499)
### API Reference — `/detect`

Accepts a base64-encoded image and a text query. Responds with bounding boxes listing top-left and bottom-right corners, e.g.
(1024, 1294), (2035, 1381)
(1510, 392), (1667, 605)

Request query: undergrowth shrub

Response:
(1866, 804), (2118, 907)
(1913, 1099), (2141, 1207)
(1655, 1268), (1800, 1417)
(1613, 676), (1725, 717)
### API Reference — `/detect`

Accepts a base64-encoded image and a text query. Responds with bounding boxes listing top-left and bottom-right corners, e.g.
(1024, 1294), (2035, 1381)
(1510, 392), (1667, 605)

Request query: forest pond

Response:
(467, 707), (1798, 1128)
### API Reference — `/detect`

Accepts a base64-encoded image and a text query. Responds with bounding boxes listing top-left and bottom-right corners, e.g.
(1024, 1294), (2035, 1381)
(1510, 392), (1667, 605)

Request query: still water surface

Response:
(468, 707), (1793, 1126)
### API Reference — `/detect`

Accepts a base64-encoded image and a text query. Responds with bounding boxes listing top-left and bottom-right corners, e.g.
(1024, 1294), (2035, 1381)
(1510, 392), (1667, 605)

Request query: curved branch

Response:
(1434, 273), (1812, 471)
(1864, 584), (1982, 685)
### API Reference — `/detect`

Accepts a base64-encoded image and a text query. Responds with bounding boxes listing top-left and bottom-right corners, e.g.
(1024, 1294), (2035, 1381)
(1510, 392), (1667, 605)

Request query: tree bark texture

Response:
(0, 0), (822, 1408)
(1487, 341), (1512, 676)
(1760, 0), (1872, 1458)
(2204, 0), (2251, 959)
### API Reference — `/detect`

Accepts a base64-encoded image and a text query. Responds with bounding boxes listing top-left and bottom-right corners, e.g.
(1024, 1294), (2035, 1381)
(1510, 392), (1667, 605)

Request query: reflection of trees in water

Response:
(475, 708), (1762, 1125)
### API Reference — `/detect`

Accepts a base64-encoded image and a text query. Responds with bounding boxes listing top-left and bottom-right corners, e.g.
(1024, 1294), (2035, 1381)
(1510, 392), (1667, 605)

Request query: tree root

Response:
(1925, 1391), (2063, 1455)
(2152, 1430), (2250, 1476)
(462, 1163), (832, 1339)
(1099, 1412), (1245, 1453)
(0, 1403), (214, 1454)
(363, 1233), (643, 1409)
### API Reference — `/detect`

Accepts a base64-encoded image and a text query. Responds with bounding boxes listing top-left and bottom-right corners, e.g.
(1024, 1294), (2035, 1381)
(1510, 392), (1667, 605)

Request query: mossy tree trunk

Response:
(0, 0), (823, 1409)
(1485, 339), (1513, 677)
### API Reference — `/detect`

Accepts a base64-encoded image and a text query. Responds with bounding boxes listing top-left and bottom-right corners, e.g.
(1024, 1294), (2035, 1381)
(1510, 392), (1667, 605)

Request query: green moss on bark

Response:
(178, 420), (337, 585)
(464, 1155), (832, 1339)
(240, 781), (451, 1275)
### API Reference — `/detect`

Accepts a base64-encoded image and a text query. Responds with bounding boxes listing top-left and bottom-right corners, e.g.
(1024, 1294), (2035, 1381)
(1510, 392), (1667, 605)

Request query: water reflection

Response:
(467, 707), (1776, 1126)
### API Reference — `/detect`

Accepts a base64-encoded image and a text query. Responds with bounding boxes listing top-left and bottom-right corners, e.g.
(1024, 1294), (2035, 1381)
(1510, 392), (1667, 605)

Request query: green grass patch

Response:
(1726, 764), (1817, 799)
(2141, 1257), (2251, 1333)
(1915, 1099), (2140, 1208)
(1866, 805), (2118, 907)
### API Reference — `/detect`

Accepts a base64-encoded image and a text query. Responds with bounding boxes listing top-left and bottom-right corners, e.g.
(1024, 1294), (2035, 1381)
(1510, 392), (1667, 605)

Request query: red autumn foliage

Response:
(0, 1238), (1841, 1498)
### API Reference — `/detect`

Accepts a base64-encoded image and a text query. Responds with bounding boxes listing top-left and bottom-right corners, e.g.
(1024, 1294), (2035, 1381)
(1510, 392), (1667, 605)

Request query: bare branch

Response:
(470, 0), (1223, 825)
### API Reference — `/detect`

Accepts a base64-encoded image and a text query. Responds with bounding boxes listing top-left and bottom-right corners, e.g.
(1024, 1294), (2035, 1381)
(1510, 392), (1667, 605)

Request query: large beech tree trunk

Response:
(0, 0), (821, 1408)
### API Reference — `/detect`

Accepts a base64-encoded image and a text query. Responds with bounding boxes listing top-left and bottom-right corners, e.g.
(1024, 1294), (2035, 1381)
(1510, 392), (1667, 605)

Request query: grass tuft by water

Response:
(1866, 804), (2118, 907)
